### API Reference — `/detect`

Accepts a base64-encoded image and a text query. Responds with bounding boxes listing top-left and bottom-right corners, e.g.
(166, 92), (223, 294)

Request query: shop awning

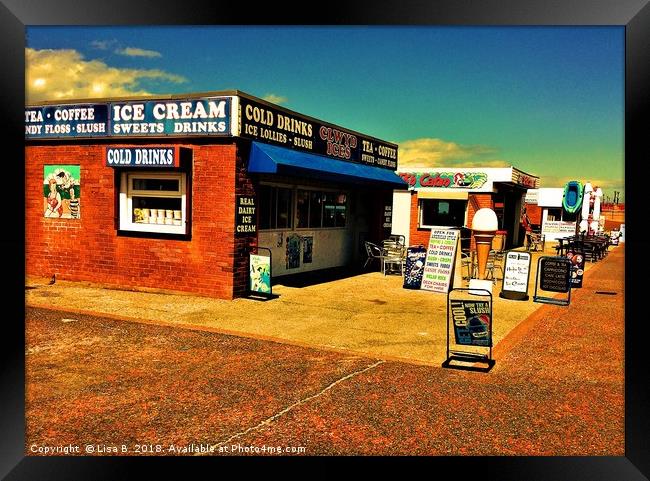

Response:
(248, 142), (407, 187)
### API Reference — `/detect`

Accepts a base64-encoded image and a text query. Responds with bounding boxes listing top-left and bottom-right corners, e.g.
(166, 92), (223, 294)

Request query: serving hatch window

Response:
(296, 189), (346, 228)
(419, 199), (466, 228)
(259, 185), (293, 230)
(119, 171), (188, 235)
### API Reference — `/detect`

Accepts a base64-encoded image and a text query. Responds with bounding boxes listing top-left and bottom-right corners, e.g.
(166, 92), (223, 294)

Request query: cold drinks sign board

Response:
(421, 229), (459, 293)
(238, 97), (398, 170)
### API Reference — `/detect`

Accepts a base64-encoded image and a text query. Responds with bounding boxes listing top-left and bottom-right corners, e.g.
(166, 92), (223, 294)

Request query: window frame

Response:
(418, 198), (468, 229)
(119, 171), (188, 235)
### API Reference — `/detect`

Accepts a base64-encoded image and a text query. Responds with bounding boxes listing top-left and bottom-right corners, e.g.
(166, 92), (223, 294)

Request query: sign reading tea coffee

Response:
(421, 229), (459, 293)
(236, 196), (257, 234)
(26, 104), (109, 138)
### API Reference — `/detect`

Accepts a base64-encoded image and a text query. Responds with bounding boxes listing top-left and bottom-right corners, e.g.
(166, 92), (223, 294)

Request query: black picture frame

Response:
(4, 1), (647, 479)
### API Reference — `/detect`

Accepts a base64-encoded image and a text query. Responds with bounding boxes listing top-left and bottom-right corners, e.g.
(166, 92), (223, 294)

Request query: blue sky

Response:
(25, 26), (624, 201)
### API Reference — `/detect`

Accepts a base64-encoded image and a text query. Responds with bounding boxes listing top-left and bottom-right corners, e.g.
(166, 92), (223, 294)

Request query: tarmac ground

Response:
(25, 243), (605, 366)
(24, 244), (624, 455)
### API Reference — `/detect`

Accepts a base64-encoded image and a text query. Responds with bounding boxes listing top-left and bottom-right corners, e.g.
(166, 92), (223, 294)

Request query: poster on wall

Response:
(286, 234), (301, 269)
(421, 229), (460, 293)
(450, 299), (492, 347)
(302, 236), (313, 264)
(249, 254), (271, 294)
(403, 246), (427, 289)
(43, 165), (80, 219)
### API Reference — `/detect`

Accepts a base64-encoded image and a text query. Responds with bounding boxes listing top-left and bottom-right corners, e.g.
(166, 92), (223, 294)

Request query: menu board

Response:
(539, 257), (571, 293)
(500, 251), (532, 299)
(421, 229), (459, 293)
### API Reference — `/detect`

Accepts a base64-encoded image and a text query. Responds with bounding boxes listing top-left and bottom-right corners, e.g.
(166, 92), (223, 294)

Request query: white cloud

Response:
(26, 48), (186, 103)
(262, 93), (288, 105)
(115, 47), (162, 58)
(90, 39), (117, 50)
(397, 137), (507, 168)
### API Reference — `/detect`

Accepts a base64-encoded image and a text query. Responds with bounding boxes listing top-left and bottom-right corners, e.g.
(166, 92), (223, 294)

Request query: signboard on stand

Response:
(566, 249), (585, 288)
(499, 251), (532, 300)
(533, 256), (572, 306)
(421, 229), (460, 293)
(248, 246), (273, 300)
(442, 287), (495, 372)
(403, 246), (427, 289)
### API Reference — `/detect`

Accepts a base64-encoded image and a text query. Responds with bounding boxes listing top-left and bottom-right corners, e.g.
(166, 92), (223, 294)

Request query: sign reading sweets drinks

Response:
(421, 229), (460, 293)
(25, 97), (232, 139)
(238, 97), (398, 170)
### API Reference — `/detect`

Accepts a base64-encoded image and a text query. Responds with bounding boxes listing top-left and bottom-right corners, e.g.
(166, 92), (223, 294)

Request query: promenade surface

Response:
(25, 245), (624, 455)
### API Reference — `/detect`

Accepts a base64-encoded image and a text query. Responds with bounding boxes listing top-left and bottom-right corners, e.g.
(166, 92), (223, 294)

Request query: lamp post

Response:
(471, 208), (498, 280)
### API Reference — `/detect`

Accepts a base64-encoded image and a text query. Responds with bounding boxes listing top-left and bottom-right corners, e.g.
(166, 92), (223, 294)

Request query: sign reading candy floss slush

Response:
(25, 104), (109, 138)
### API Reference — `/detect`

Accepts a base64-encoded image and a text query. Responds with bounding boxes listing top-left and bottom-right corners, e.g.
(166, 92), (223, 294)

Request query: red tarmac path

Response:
(25, 246), (624, 456)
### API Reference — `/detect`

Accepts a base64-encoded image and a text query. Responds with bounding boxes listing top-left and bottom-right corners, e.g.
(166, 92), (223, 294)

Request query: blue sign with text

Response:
(25, 97), (231, 139)
(25, 104), (109, 138)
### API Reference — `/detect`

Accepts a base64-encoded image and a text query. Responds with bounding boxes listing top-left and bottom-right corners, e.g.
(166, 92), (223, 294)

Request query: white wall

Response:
(391, 190), (412, 246)
(258, 228), (353, 276)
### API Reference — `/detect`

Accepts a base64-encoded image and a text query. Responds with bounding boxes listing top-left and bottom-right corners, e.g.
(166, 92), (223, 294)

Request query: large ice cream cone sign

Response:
(471, 208), (498, 280)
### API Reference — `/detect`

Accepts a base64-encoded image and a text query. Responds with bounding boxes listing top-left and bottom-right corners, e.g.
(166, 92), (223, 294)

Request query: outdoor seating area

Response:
(553, 233), (611, 262)
(365, 230), (510, 285)
(364, 235), (407, 275)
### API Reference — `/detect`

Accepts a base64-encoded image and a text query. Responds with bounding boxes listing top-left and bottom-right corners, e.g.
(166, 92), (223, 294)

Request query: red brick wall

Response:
(233, 141), (258, 296)
(26, 142), (242, 299)
(525, 204), (542, 225)
(409, 192), (495, 248)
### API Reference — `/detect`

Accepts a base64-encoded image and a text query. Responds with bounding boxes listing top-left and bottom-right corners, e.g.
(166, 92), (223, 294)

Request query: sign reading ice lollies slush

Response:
(105, 147), (180, 167)
(238, 97), (398, 170)
(421, 229), (460, 293)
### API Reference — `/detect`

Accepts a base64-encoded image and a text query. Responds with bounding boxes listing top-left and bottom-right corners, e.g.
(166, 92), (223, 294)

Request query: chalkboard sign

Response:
(539, 257), (572, 293)
(500, 251), (532, 300)
(403, 246), (427, 289)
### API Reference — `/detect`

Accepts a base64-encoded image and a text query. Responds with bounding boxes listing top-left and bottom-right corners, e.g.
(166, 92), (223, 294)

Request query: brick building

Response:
(391, 167), (539, 249)
(26, 91), (405, 299)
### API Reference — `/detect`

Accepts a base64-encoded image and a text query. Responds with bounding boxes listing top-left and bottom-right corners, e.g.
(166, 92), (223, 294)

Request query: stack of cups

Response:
(156, 209), (165, 224)
(165, 209), (174, 225)
(173, 210), (182, 226)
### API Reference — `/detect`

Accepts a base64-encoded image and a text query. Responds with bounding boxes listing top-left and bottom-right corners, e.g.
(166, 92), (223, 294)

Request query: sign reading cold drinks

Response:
(421, 229), (459, 293)
(105, 147), (180, 167)
(238, 97), (398, 170)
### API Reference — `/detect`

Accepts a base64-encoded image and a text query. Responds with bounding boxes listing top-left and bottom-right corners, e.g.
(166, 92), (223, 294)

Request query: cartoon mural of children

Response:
(44, 178), (63, 217)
